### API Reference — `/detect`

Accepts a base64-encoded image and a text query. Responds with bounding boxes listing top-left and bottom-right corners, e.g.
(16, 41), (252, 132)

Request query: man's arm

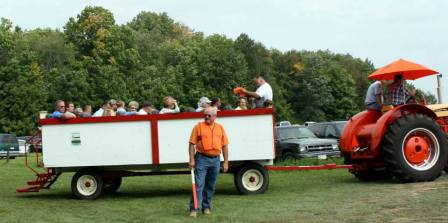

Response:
(241, 88), (260, 99)
(60, 113), (76, 119)
(189, 143), (196, 169)
(375, 94), (383, 107)
(222, 145), (228, 172)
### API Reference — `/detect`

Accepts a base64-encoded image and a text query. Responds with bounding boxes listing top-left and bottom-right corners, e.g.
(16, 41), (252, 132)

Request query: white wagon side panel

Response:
(43, 121), (152, 167)
(157, 114), (274, 164)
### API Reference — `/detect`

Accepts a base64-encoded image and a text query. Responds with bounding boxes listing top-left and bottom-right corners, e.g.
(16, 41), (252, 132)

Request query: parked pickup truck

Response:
(274, 125), (340, 160)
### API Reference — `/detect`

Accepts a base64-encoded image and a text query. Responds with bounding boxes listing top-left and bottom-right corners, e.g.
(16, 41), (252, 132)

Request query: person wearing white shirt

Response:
(241, 75), (273, 108)
(92, 101), (108, 117)
(195, 97), (212, 112)
(159, 96), (180, 114)
(138, 101), (157, 115)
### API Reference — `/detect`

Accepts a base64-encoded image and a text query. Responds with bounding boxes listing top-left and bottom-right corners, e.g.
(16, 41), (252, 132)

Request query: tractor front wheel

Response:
(382, 114), (448, 182)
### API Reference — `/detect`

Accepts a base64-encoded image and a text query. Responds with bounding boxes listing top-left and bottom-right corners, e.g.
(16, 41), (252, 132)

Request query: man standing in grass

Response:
(188, 107), (229, 217)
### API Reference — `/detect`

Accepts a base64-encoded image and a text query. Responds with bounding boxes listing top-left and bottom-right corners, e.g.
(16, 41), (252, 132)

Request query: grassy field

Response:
(1, 157), (448, 223)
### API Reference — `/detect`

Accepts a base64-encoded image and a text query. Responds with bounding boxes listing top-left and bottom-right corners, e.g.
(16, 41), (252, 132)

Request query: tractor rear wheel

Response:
(382, 114), (448, 182)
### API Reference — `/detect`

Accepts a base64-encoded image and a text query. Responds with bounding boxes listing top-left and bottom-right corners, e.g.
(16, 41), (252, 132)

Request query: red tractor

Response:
(340, 59), (448, 182)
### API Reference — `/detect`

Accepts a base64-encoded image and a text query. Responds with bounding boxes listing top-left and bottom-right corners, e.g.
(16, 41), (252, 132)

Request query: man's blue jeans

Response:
(190, 153), (220, 212)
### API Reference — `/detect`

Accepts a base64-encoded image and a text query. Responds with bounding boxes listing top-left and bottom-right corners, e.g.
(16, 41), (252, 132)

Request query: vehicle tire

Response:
(71, 169), (104, 200)
(353, 169), (392, 182)
(343, 154), (391, 181)
(234, 163), (269, 195)
(382, 114), (448, 182)
(103, 177), (122, 193)
(282, 152), (297, 161)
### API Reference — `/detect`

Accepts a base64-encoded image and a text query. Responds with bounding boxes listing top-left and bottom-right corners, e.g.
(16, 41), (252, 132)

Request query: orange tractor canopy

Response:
(339, 59), (448, 182)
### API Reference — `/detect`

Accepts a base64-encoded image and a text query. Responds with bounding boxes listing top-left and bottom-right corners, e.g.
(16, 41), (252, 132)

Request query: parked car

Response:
(18, 139), (30, 155)
(0, 134), (20, 158)
(17, 136), (42, 153)
(274, 125), (340, 160)
(275, 121), (291, 127)
(306, 121), (347, 140)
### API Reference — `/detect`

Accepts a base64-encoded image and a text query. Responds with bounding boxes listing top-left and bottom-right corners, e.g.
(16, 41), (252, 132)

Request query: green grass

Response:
(2, 157), (448, 223)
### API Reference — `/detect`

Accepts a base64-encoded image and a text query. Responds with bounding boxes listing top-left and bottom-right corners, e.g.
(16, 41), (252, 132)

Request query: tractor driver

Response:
(387, 74), (416, 106)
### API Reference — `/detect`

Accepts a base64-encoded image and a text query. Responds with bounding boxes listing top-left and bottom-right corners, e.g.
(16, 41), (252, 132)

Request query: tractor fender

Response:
(369, 104), (437, 153)
(339, 110), (382, 152)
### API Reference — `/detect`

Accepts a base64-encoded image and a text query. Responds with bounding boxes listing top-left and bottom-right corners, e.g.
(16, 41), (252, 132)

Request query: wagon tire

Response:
(382, 114), (448, 182)
(71, 169), (104, 200)
(103, 177), (122, 193)
(234, 163), (269, 195)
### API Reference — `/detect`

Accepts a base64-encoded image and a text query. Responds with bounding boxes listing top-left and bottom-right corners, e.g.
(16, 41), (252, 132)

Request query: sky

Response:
(2, 0), (447, 102)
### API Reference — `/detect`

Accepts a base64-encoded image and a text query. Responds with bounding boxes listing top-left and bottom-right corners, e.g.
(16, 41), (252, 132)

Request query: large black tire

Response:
(71, 169), (104, 200)
(343, 154), (391, 181)
(103, 177), (122, 193)
(382, 114), (448, 182)
(234, 163), (269, 195)
(353, 169), (392, 182)
(282, 152), (298, 161)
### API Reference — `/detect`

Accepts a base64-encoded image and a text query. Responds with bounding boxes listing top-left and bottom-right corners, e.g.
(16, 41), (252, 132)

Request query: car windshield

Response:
(335, 122), (347, 132)
(278, 127), (317, 140)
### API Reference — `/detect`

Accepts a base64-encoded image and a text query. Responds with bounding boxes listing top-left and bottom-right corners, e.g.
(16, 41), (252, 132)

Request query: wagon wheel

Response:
(71, 169), (104, 200)
(103, 177), (122, 193)
(234, 163), (269, 195)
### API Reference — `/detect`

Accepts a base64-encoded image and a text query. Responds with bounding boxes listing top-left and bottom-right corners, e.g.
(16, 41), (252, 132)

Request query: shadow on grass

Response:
(15, 187), (239, 200)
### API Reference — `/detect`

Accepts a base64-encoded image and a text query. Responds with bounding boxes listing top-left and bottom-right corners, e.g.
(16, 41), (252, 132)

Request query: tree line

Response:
(0, 6), (436, 136)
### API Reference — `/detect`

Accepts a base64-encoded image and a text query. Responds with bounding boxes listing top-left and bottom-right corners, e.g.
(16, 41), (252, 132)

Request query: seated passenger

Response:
(93, 101), (108, 117)
(116, 100), (127, 116)
(126, 101), (139, 115)
(138, 101), (158, 115)
(66, 101), (75, 113)
(52, 100), (76, 119)
(103, 99), (117, 116)
(74, 107), (83, 117)
(235, 97), (248, 110)
(159, 96), (180, 114)
(364, 80), (386, 111)
(211, 97), (221, 111)
(185, 107), (196, 112)
(195, 97), (211, 112)
(79, 105), (92, 117)
(264, 99), (273, 108)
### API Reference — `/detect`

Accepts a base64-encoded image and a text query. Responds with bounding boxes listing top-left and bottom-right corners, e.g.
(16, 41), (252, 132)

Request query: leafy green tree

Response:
(0, 22), (47, 135)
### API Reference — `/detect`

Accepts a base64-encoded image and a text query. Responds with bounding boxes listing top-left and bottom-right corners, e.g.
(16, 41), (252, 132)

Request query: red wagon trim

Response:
(39, 109), (274, 125)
